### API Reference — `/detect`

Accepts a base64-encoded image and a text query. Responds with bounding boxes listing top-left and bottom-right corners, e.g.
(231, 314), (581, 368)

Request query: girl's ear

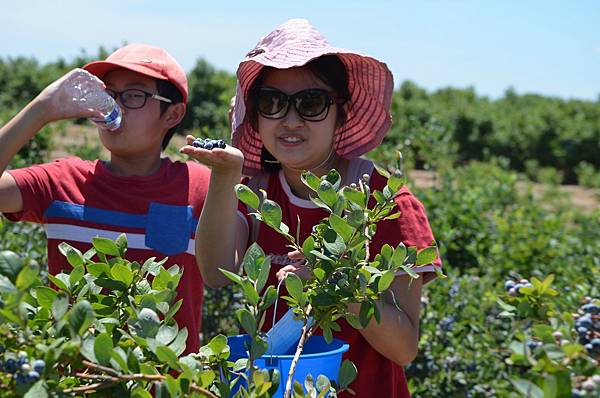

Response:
(164, 103), (186, 129)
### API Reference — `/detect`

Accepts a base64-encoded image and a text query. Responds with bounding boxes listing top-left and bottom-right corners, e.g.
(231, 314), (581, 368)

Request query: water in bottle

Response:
(68, 70), (122, 131)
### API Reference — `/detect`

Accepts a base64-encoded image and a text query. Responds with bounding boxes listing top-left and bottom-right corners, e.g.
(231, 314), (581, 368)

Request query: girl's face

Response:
(257, 67), (339, 173)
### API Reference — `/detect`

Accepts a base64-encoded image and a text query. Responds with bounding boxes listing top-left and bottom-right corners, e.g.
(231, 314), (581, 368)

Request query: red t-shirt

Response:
(5, 157), (210, 354)
(238, 159), (441, 398)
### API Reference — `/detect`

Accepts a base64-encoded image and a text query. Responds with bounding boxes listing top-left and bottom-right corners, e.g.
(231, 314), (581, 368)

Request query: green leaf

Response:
(69, 265), (85, 286)
(0, 275), (16, 294)
(208, 334), (228, 355)
(87, 262), (111, 277)
(92, 237), (120, 257)
(316, 374), (331, 392)
(0, 250), (24, 282)
(374, 164), (391, 179)
(261, 199), (283, 231)
(35, 287), (58, 310)
(510, 378), (544, 398)
(23, 380), (48, 398)
(111, 263), (134, 286)
(317, 180), (337, 208)
(69, 300), (95, 335)
(242, 242), (265, 281)
(168, 328), (188, 356)
(285, 273), (304, 304)
(329, 214), (354, 242)
(115, 233), (128, 256)
(313, 268), (326, 282)
(62, 244), (85, 268)
(416, 246), (438, 266)
(359, 301), (374, 328)
(51, 293), (69, 320)
(323, 229), (346, 257)
(236, 308), (257, 335)
(94, 333), (113, 366)
(94, 277), (127, 292)
(50, 273), (71, 293)
(220, 269), (243, 285)
(155, 345), (180, 369)
(242, 280), (260, 306)
(156, 324), (179, 346)
(346, 209), (366, 228)
(378, 270), (396, 292)
(338, 360), (357, 389)
(342, 186), (366, 208)
(131, 388), (152, 398)
(388, 171), (405, 193)
(16, 263), (39, 290)
(235, 184), (260, 210)
(301, 171), (321, 192)
(256, 257), (271, 293)
(391, 243), (407, 267)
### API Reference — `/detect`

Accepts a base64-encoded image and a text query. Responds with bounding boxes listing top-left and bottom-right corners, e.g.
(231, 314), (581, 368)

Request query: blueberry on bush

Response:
(32, 359), (45, 373)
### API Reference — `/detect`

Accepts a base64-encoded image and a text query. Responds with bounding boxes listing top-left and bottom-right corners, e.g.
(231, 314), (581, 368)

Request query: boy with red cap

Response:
(0, 44), (209, 354)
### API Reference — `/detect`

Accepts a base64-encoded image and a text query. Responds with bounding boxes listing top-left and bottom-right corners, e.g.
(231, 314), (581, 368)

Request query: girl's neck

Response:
(282, 156), (349, 200)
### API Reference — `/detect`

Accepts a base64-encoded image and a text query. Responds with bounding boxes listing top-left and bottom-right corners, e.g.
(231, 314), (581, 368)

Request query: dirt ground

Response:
(50, 126), (599, 213)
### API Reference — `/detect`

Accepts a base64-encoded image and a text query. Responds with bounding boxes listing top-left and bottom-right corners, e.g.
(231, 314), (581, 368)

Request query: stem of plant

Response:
(283, 305), (314, 398)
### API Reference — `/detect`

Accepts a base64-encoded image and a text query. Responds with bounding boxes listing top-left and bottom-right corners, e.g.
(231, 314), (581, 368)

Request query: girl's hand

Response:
(276, 250), (312, 281)
(35, 68), (106, 123)
(180, 135), (244, 177)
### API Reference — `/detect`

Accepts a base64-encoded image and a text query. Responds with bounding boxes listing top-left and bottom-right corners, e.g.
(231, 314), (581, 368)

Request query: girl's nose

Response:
(282, 103), (305, 128)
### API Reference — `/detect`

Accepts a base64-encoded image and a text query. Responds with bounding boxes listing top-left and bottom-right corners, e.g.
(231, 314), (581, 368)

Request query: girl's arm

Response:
(181, 139), (248, 287)
(348, 275), (422, 365)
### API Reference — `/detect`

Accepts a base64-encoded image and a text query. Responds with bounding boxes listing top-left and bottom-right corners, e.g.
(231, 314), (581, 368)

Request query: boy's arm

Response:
(0, 68), (104, 214)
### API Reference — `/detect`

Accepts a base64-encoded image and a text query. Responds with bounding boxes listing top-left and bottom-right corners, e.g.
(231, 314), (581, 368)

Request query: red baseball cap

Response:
(83, 43), (188, 104)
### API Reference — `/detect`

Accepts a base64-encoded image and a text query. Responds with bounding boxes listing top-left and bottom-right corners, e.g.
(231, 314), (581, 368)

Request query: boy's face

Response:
(98, 69), (170, 158)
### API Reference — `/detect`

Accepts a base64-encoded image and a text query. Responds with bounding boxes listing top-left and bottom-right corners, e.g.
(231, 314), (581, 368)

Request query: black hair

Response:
(246, 55), (350, 173)
(157, 79), (184, 150)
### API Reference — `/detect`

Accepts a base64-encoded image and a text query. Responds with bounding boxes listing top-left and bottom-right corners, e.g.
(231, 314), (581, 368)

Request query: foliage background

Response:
(1, 51), (599, 397)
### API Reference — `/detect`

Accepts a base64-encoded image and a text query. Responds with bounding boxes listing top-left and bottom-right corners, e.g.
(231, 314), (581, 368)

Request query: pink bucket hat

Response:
(83, 43), (188, 104)
(231, 18), (394, 175)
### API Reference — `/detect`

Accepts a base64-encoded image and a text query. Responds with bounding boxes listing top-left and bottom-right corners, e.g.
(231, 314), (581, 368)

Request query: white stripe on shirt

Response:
(45, 223), (196, 255)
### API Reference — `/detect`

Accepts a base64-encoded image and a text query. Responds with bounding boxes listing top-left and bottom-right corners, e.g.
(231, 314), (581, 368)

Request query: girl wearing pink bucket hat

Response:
(183, 18), (441, 397)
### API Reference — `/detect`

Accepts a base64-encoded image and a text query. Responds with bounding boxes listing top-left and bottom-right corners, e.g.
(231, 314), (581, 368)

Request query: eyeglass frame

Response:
(255, 87), (346, 122)
(105, 88), (173, 110)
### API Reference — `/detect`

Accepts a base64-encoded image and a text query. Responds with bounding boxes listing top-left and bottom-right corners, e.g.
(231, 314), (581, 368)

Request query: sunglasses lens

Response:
(296, 90), (329, 117)
(258, 89), (288, 116)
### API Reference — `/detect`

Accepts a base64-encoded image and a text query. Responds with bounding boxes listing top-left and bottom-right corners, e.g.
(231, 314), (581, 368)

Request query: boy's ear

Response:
(164, 103), (186, 129)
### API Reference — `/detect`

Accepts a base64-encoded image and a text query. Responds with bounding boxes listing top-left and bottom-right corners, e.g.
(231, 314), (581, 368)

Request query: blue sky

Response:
(1, 0), (598, 100)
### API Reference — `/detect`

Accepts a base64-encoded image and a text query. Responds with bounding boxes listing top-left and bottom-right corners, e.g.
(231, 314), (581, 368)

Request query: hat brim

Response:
(83, 60), (169, 81)
(82, 60), (188, 104)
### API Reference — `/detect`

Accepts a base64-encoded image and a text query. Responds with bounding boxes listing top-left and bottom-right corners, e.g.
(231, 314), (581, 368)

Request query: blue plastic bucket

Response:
(227, 334), (349, 397)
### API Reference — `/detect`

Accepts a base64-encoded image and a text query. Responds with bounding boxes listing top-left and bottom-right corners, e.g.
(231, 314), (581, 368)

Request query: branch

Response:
(284, 305), (314, 398)
(62, 361), (219, 398)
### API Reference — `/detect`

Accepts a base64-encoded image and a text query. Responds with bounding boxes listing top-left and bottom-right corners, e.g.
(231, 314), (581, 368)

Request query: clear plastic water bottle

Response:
(67, 69), (122, 131)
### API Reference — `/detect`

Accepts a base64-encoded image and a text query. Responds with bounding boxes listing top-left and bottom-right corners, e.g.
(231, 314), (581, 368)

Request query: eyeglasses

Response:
(105, 88), (172, 110)
(256, 87), (345, 122)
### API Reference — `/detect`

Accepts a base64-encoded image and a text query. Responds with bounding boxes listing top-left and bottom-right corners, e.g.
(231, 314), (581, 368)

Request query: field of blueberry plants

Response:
(0, 53), (599, 396)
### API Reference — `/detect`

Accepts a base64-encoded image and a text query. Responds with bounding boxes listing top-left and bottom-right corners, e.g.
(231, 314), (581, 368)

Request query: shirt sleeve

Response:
(3, 162), (62, 223)
(372, 187), (442, 284)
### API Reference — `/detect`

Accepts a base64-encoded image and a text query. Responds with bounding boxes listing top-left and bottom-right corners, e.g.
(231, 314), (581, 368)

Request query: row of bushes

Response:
(2, 52), (600, 185)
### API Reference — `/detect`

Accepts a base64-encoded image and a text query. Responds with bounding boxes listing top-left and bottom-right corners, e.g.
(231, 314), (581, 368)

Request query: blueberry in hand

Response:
(192, 139), (204, 148)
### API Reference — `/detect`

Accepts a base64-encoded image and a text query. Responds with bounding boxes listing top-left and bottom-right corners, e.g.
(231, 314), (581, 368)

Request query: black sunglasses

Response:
(256, 87), (345, 122)
(105, 88), (172, 110)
